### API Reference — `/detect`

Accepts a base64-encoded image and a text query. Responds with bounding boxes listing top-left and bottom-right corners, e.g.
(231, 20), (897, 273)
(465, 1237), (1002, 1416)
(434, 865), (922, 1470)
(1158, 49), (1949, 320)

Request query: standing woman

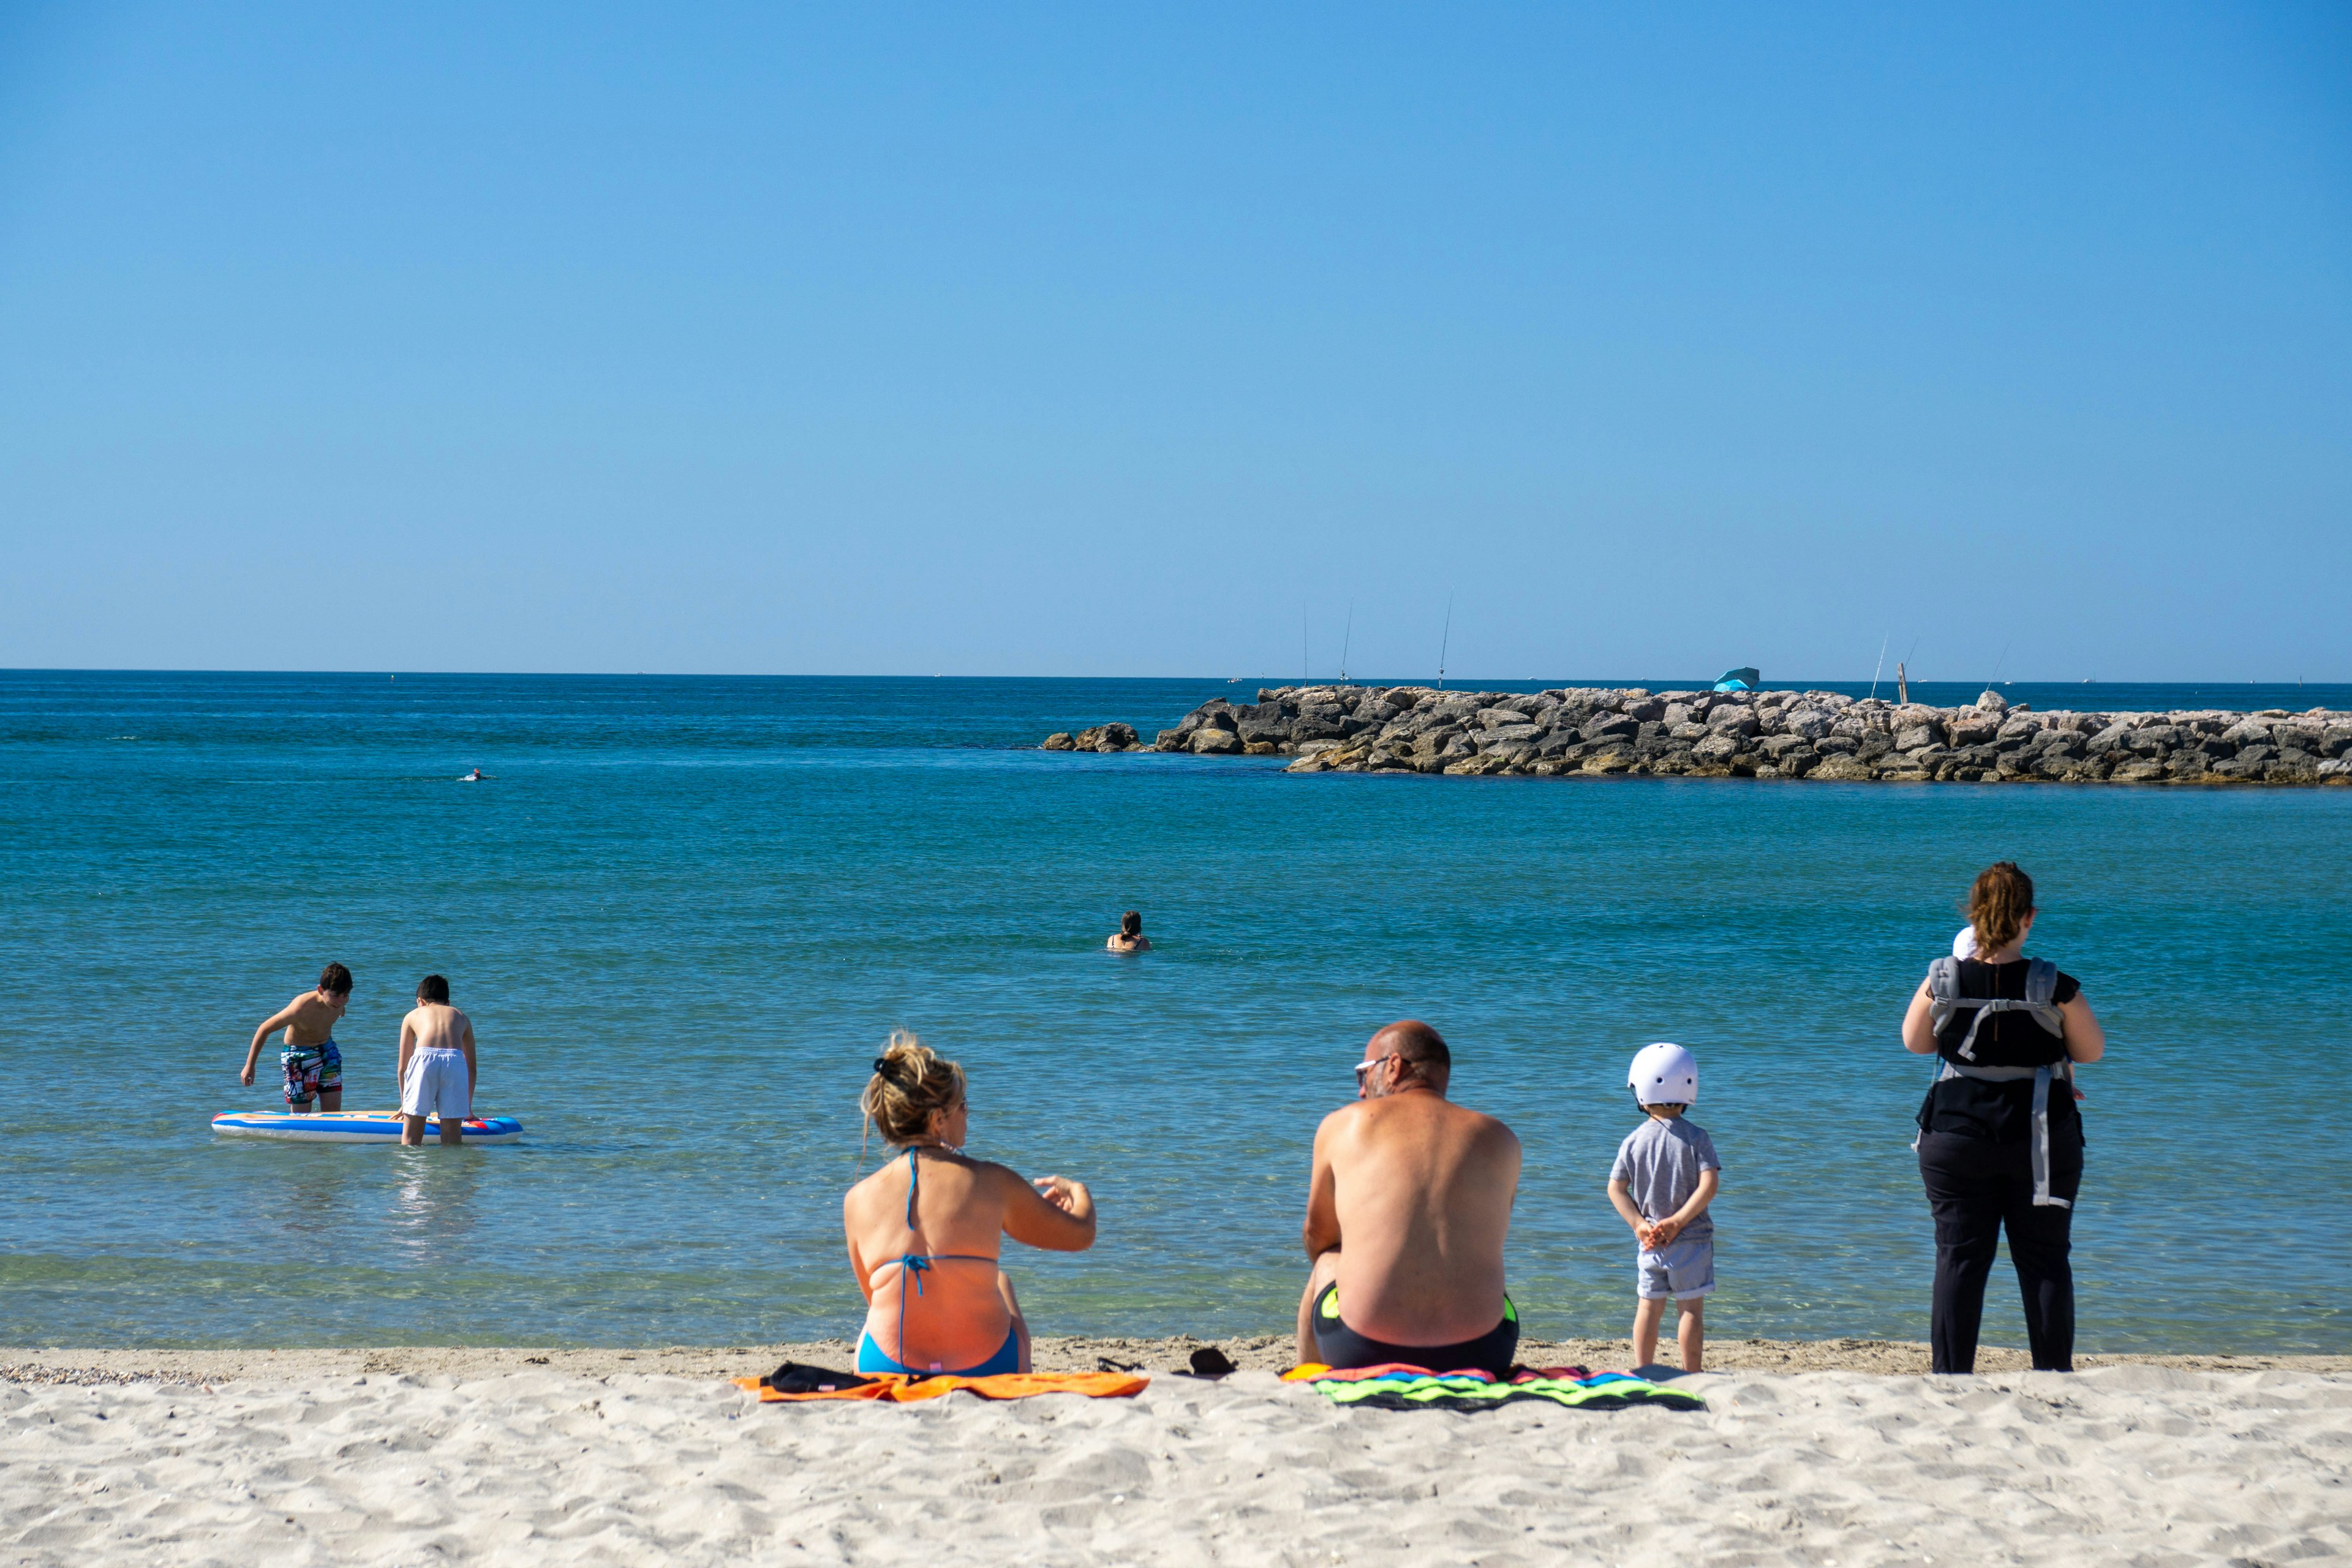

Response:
(1901, 862), (2106, 1373)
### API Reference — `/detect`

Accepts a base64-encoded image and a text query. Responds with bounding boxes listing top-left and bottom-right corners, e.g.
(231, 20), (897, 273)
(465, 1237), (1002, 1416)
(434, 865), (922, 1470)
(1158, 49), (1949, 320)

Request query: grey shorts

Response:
(1637, 1235), (1715, 1301)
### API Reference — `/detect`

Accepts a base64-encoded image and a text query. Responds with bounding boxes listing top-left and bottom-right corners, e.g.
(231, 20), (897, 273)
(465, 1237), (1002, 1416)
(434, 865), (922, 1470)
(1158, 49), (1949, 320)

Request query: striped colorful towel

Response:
(1284, 1363), (1703, 1412)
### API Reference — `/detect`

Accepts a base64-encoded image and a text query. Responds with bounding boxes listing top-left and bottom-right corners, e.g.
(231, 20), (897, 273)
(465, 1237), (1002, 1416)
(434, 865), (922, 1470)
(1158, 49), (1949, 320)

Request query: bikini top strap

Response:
(904, 1145), (920, 1231)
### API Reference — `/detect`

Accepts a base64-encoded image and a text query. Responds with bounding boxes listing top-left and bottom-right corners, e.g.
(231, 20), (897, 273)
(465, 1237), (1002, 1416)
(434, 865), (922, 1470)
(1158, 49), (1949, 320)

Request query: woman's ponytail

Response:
(1967, 861), (2036, 954)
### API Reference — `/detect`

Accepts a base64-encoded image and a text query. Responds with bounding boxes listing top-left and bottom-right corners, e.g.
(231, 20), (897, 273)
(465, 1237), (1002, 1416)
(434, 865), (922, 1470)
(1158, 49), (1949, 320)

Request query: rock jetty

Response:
(1042, 687), (2352, 785)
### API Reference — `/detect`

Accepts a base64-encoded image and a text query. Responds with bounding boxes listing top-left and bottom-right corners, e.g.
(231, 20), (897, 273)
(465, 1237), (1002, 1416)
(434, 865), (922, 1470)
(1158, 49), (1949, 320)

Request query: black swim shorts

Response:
(1312, 1281), (1519, 1376)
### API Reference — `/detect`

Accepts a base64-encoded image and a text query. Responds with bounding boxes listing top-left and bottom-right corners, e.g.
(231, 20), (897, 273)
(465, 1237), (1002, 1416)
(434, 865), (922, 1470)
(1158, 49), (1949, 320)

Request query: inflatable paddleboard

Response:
(211, 1110), (524, 1144)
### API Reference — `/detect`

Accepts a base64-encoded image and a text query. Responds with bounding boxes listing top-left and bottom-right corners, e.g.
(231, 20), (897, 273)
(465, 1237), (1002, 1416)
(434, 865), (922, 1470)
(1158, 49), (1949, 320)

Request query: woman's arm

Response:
(2059, 993), (2105, 1062)
(842, 1192), (875, 1305)
(1901, 976), (1939, 1055)
(1000, 1167), (1098, 1252)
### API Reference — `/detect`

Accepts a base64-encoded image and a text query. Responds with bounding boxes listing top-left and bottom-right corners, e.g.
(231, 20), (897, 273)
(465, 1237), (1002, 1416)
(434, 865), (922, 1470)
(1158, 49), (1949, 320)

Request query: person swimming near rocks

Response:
(842, 1033), (1098, 1376)
(1296, 1020), (1524, 1376)
(1106, 910), (1150, 952)
(458, 767), (492, 782)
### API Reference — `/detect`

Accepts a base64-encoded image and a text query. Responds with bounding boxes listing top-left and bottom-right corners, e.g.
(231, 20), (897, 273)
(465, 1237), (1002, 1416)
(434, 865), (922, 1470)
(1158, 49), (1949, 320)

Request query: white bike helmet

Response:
(1628, 1042), (1698, 1106)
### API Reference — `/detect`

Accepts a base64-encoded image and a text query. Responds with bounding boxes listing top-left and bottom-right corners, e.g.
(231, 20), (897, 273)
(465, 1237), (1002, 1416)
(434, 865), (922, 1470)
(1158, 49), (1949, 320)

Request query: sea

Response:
(2, 670), (2347, 1354)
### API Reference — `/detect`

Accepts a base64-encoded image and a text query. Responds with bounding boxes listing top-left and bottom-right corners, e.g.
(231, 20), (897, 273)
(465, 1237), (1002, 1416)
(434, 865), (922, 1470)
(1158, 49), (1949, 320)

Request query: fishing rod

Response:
(1869, 632), (1889, 703)
(1338, 601), (1353, 684)
(1437, 591), (1453, 692)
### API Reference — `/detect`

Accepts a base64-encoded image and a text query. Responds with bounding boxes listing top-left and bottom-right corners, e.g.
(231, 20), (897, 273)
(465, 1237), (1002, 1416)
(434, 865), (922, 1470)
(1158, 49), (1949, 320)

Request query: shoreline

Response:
(9, 1336), (2348, 1384)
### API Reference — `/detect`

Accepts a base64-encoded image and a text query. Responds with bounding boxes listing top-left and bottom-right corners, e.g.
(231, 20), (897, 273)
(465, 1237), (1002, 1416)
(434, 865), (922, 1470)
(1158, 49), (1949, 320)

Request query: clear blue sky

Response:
(2, 3), (2346, 682)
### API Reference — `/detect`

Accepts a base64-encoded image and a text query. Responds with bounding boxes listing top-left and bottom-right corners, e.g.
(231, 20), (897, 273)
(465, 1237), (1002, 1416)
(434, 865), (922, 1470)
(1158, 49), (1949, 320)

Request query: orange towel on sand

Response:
(733, 1371), (1148, 1403)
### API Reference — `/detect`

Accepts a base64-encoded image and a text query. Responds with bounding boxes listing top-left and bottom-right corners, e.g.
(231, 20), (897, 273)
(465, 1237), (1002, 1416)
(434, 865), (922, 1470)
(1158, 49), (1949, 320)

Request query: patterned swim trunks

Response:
(281, 1039), (344, 1106)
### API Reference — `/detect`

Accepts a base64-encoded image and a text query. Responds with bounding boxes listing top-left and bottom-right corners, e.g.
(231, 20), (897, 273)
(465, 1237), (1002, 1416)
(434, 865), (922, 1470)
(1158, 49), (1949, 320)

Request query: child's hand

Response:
(1649, 1216), (1684, 1248)
(239, 1065), (255, 1087)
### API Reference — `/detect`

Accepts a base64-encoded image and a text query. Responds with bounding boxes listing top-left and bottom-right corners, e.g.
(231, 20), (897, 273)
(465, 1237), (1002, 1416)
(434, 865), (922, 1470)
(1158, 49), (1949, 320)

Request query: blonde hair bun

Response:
(862, 1031), (967, 1146)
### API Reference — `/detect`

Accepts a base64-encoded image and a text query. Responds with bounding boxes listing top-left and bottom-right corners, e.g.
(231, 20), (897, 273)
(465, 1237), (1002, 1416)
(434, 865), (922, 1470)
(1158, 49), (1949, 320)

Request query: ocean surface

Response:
(3, 670), (2348, 1354)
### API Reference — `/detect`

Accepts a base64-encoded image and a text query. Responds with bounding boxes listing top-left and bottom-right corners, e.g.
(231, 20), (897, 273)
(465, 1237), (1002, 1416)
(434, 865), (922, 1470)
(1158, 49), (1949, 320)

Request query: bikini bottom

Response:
(855, 1324), (1021, 1378)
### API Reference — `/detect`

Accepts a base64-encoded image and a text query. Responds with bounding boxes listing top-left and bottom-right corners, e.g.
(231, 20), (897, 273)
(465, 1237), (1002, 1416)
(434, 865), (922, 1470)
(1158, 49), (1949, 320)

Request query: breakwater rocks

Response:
(1042, 686), (2352, 785)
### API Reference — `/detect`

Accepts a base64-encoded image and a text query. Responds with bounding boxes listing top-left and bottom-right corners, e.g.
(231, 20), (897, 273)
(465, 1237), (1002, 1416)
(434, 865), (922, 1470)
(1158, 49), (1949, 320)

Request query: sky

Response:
(2, 2), (2347, 682)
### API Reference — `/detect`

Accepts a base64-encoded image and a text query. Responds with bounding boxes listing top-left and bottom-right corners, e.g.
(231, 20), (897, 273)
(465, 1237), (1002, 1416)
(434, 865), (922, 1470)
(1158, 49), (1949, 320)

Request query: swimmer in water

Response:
(1106, 910), (1150, 952)
(458, 767), (491, 782)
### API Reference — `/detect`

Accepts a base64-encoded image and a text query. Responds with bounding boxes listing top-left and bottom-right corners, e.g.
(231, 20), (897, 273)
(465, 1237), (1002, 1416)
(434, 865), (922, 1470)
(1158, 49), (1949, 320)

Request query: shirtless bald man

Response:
(1296, 1020), (1523, 1374)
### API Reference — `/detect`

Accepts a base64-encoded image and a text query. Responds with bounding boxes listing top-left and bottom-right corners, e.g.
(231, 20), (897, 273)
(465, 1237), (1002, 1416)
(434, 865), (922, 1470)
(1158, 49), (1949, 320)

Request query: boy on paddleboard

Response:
(397, 974), (477, 1146)
(241, 963), (352, 1110)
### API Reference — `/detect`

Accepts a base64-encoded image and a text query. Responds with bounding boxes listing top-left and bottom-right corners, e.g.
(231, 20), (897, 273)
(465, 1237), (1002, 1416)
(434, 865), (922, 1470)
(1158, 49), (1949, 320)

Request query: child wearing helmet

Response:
(1606, 1042), (1721, 1372)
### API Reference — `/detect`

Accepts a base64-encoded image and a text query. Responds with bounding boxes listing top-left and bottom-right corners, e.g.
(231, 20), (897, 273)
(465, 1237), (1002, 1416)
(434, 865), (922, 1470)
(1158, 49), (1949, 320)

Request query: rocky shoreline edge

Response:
(1044, 684), (2352, 785)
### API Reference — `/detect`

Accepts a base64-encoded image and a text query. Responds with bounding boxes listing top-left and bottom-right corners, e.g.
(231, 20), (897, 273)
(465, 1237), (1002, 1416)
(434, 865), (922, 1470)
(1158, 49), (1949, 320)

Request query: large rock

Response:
(1189, 728), (1242, 755)
(1581, 714), (1640, 742)
(1706, 708), (1759, 739)
(1072, 723), (1139, 752)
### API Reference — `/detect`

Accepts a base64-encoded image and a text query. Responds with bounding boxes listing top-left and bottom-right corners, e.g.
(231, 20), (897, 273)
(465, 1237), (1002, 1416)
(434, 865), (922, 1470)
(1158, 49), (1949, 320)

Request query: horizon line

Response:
(1, 667), (2343, 688)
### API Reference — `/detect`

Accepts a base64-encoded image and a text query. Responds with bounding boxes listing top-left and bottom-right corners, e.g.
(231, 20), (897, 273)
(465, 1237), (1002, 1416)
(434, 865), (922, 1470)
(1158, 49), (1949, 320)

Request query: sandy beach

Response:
(7, 1341), (2348, 1566)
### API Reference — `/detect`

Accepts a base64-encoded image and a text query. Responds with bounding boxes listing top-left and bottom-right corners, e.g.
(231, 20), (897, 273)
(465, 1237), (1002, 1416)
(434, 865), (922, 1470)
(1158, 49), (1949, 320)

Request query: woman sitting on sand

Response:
(844, 1032), (1098, 1376)
(1901, 861), (2106, 1374)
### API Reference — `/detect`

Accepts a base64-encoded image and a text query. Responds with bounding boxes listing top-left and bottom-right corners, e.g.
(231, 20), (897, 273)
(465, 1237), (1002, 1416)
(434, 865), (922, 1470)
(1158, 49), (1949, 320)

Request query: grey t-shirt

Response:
(1610, 1117), (1721, 1242)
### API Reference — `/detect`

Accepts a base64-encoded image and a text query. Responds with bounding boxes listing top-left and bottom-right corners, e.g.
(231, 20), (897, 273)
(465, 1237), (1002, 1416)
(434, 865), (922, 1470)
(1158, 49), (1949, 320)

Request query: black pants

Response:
(1917, 1131), (2079, 1374)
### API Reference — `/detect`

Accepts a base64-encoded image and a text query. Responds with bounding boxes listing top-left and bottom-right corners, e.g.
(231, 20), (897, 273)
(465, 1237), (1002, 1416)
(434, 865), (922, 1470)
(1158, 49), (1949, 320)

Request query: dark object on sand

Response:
(761, 1362), (876, 1394)
(1185, 1346), (1237, 1378)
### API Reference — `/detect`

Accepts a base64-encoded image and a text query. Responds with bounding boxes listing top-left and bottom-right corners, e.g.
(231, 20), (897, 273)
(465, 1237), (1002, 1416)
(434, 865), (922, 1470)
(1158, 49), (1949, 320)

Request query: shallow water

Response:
(2, 671), (2346, 1352)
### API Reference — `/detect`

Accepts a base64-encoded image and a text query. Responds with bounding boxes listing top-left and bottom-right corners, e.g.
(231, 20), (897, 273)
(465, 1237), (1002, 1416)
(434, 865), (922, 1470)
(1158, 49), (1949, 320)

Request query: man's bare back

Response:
(1298, 1021), (1521, 1364)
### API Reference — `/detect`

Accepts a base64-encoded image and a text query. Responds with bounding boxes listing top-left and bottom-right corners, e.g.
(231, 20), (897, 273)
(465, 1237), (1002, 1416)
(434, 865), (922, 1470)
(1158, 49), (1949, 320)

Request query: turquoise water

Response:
(2, 671), (2347, 1353)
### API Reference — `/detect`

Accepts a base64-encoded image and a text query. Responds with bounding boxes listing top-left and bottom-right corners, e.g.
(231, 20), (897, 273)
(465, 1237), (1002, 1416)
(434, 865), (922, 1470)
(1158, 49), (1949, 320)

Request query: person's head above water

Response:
(317, 962), (352, 998)
(1967, 861), (2036, 956)
(416, 973), (450, 1005)
(863, 1030), (968, 1147)
(1120, 910), (1143, 939)
(1356, 1019), (1451, 1099)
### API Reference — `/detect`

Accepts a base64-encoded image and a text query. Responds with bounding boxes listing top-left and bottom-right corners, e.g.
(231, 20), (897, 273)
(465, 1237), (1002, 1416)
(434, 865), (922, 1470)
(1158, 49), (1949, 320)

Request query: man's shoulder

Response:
(1453, 1101), (1518, 1145)
(1315, 1099), (1369, 1139)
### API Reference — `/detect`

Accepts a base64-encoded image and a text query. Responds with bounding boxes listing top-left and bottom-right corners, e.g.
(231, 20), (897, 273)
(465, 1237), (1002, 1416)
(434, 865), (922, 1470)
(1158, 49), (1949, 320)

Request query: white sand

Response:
(6, 1348), (2349, 1566)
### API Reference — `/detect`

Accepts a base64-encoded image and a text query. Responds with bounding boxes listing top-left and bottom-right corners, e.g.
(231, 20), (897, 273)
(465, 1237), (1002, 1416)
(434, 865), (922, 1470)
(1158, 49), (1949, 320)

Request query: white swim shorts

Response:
(401, 1047), (470, 1120)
